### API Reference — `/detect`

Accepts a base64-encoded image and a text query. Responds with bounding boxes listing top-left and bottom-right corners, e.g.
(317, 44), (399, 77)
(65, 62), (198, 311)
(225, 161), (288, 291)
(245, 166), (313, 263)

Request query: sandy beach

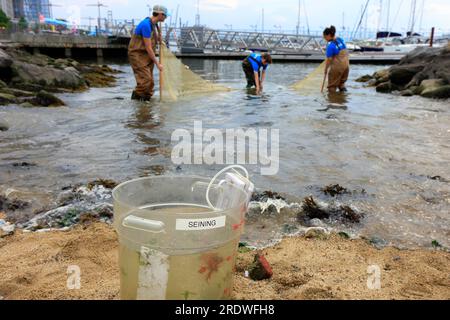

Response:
(1, 222), (448, 300)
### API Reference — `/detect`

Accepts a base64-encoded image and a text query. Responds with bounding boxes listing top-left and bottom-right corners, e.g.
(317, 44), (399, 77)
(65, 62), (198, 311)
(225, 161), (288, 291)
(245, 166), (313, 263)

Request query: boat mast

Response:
(386, 0), (391, 31)
(195, 0), (200, 26)
(408, 0), (418, 35)
(303, 0), (310, 35)
(418, 0), (425, 35)
(377, 0), (383, 32)
(296, 0), (301, 36)
(351, 0), (370, 40)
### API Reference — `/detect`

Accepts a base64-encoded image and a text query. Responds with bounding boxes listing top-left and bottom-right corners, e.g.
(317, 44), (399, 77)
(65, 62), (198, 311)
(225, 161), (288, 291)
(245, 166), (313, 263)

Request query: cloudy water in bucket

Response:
(0, 59), (449, 250)
(118, 205), (240, 300)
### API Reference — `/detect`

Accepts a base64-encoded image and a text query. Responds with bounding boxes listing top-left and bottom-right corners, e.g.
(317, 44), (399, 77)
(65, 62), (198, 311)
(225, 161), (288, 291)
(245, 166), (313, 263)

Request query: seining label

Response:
(176, 216), (227, 231)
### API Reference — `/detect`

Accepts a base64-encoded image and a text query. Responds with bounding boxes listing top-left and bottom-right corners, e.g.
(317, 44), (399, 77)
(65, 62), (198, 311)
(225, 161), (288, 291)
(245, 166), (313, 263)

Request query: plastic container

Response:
(112, 176), (249, 300)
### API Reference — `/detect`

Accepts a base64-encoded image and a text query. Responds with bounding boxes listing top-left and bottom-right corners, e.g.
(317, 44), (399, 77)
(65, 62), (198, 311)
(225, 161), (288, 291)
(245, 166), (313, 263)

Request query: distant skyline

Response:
(51, 0), (450, 35)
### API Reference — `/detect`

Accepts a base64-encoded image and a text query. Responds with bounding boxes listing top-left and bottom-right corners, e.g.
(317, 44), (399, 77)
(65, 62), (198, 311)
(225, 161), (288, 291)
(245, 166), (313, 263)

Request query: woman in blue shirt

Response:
(323, 26), (350, 92)
(242, 52), (272, 94)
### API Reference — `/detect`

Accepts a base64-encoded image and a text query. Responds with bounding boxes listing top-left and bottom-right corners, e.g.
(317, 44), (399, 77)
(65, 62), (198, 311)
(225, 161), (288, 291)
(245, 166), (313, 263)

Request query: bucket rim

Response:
(112, 175), (249, 214)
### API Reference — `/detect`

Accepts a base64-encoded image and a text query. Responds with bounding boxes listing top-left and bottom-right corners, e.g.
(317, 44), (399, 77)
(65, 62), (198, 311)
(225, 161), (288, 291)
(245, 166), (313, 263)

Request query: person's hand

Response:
(157, 63), (164, 72)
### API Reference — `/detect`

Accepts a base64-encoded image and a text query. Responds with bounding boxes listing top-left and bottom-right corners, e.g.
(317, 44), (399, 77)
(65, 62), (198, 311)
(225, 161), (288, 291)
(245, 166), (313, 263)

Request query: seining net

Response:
(159, 45), (230, 102)
(290, 61), (327, 94)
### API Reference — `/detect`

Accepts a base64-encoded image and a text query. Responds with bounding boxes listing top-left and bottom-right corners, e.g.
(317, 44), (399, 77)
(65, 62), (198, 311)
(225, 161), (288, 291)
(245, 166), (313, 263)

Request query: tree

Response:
(0, 9), (11, 29)
(18, 16), (28, 31)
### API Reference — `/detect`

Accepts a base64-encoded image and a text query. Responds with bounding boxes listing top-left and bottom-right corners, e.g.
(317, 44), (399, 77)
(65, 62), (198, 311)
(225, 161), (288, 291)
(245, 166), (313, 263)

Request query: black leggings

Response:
(242, 59), (260, 87)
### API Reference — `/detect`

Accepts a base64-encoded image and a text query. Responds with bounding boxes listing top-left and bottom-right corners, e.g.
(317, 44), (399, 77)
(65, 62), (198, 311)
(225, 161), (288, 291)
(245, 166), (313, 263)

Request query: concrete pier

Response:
(175, 52), (404, 65)
(1, 33), (405, 64)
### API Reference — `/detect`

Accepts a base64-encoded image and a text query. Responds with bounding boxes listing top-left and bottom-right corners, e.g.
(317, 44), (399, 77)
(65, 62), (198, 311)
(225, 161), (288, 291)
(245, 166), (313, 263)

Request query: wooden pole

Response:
(321, 71), (327, 93)
(429, 27), (435, 47)
(159, 22), (163, 102)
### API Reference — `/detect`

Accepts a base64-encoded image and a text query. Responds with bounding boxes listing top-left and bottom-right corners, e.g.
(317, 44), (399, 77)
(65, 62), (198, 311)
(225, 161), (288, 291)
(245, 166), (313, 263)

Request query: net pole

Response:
(321, 63), (327, 93)
(159, 22), (163, 102)
(321, 72), (327, 93)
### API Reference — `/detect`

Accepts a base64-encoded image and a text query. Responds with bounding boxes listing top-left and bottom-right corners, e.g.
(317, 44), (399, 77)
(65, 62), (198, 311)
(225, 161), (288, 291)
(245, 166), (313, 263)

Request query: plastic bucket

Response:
(112, 176), (249, 300)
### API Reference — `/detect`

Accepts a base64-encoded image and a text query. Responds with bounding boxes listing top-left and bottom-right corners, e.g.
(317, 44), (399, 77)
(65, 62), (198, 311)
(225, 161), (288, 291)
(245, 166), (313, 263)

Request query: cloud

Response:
(200, 0), (239, 12)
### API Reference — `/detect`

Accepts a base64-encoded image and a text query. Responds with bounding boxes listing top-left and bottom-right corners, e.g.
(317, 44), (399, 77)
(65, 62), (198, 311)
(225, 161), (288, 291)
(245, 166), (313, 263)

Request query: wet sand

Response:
(0, 222), (448, 300)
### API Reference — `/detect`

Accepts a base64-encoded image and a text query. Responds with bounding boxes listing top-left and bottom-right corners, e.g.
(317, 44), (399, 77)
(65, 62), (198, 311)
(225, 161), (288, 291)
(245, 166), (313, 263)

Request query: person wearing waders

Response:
(323, 26), (350, 93)
(242, 52), (272, 94)
(128, 5), (169, 101)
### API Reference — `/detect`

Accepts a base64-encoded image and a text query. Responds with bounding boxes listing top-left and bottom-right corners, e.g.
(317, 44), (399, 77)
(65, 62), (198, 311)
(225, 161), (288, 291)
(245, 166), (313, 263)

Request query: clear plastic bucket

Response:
(112, 176), (249, 300)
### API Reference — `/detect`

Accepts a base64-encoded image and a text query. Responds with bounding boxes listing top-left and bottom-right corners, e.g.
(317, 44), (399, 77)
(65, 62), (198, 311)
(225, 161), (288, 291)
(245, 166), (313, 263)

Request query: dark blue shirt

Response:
(134, 17), (153, 38)
(248, 53), (268, 72)
(326, 37), (347, 58)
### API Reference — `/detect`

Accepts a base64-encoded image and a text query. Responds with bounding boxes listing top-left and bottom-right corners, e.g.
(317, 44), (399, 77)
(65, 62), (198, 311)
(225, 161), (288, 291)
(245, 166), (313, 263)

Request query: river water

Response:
(0, 59), (449, 249)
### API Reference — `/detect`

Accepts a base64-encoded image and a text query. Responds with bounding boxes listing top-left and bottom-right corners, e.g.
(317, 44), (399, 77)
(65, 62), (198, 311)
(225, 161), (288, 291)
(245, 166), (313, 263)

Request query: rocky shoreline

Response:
(0, 180), (446, 253)
(356, 45), (450, 99)
(0, 48), (121, 109)
(0, 222), (448, 300)
(1, 182), (449, 300)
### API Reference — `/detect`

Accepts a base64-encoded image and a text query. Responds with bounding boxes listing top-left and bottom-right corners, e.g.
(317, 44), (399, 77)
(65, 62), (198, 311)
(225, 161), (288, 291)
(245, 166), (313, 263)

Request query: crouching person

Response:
(242, 52), (272, 94)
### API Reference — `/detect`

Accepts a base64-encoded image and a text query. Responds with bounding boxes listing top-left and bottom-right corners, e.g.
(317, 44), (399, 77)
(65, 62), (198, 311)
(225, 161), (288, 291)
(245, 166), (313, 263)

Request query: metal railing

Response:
(163, 27), (326, 54)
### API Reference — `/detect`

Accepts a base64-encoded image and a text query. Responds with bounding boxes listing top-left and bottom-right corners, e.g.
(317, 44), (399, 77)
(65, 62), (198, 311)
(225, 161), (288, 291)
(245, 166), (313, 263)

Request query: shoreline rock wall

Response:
(0, 48), (120, 107)
(356, 45), (450, 99)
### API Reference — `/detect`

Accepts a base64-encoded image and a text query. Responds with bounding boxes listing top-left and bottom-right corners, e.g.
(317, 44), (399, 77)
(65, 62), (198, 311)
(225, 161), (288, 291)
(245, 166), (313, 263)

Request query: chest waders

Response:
(128, 23), (159, 99)
(327, 42), (350, 92)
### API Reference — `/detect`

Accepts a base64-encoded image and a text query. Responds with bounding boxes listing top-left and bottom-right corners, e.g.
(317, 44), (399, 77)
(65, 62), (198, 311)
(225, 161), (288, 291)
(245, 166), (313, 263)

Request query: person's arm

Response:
(143, 38), (163, 72)
(260, 70), (266, 89)
(324, 57), (332, 75)
(254, 71), (261, 93)
(324, 42), (335, 75)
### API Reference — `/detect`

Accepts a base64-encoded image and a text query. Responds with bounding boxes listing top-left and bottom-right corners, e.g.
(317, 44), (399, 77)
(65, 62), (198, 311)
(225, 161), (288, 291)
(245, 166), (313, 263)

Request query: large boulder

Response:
(373, 69), (390, 83)
(3, 88), (35, 97)
(389, 64), (425, 86)
(11, 62), (85, 90)
(400, 89), (414, 97)
(398, 46), (443, 66)
(355, 74), (373, 82)
(371, 46), (450, 99)
(417, 79), (446, 95)
(0, 93), (17, 105)
(421, 85), (450, 99)
(0, 49), (13, 69)
(376, 81), (394, 93)
(33, 90), (65, 107)
(406, 47), (450, 87)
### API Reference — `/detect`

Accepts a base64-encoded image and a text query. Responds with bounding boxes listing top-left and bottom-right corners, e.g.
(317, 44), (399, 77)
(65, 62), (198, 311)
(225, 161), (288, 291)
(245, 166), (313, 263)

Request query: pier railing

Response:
(164, 26), (326, 54)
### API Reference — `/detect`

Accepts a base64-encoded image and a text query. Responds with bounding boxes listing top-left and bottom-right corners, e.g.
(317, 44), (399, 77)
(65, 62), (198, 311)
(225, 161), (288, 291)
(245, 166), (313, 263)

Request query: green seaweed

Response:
(338, 232), (351, 239)
(432, 240), (442, 249)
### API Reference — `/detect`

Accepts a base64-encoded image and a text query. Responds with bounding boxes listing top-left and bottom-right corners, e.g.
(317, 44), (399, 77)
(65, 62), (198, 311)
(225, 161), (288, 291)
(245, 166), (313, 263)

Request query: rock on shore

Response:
(356, 45), (450, 99)
(0, 48), (120, 107)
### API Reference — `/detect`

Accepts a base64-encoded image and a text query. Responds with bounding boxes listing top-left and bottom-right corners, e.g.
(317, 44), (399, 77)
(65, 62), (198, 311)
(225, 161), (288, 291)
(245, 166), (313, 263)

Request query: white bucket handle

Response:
(122, 215), (166, 233)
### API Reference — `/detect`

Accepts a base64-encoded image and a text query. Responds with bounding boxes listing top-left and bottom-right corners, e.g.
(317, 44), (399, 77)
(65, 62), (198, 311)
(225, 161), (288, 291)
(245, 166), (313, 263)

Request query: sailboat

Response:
(351, 0), (448, 54)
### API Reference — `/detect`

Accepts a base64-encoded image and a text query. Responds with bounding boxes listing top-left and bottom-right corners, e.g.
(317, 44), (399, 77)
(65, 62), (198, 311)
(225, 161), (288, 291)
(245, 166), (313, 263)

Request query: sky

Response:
(52, 0), (450, 35)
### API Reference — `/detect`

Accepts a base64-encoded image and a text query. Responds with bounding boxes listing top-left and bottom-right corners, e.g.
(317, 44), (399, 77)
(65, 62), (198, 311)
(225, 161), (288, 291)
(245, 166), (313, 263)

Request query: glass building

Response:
(13, 0), (51, 21)
(1, 0), (14, 18)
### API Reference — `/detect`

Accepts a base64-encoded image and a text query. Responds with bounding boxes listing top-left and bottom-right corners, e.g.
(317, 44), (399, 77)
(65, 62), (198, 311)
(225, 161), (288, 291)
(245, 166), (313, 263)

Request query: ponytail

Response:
(323, 25), (336, 37)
